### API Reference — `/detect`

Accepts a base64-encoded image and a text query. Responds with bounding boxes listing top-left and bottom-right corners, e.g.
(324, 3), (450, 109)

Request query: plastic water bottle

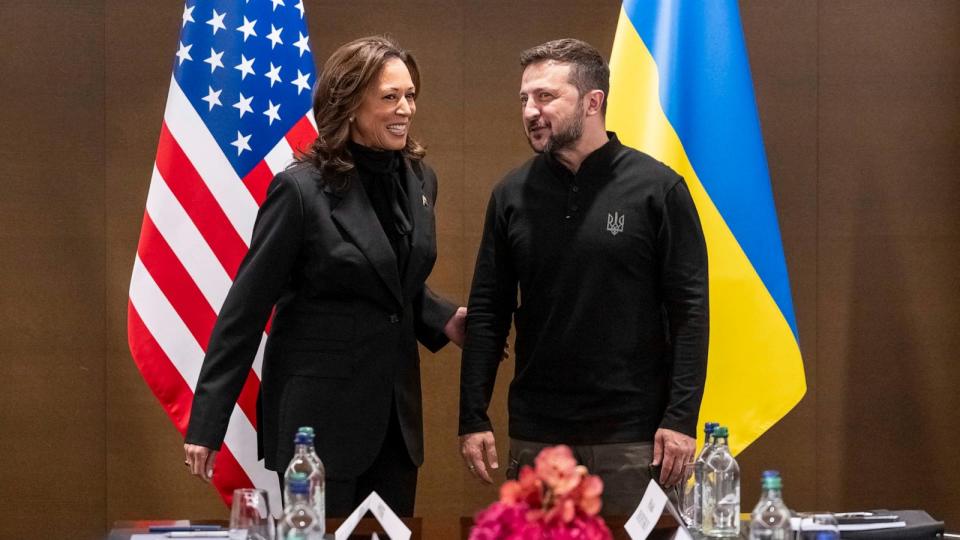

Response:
(691, 421), (720, 532)
(284, 429), (326, 537)
(749, 471), (792, 539)
(702, 426), (740, 537)
(295, 427), (326, 535)
(277, 472), (323, 539)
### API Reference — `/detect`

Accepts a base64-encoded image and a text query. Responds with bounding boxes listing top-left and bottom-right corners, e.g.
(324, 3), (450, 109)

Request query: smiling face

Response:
(350, 57), (416, 151)
(520, 60), (585, 154)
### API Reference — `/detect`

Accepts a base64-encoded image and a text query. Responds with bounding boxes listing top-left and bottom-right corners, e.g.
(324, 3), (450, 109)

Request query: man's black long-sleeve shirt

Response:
(459, 134), (709, 443)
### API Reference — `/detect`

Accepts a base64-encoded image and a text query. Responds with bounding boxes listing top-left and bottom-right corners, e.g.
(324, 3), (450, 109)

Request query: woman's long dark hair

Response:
(296, 35), (425, 190)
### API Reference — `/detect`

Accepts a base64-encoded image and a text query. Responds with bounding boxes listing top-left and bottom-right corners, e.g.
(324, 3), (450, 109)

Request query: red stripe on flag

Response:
(156, 122), (249, 279)
(127, 302), (254, 506)
(284, 115), (318, 157)
(136, 213), (261, 428)
(242, 160), (274, 206)
(128, 300), (196, 433)
(236, 370), (261, 431)
(212, 443), (256, 508)
(136, 213), (216, 350)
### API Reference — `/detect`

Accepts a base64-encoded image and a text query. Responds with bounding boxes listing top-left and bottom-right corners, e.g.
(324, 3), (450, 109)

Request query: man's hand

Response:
(459, 431), (499, 484)
(444, 307), (467, 347)
(184, 443), (218, 482)
(651, 428), (695, 487)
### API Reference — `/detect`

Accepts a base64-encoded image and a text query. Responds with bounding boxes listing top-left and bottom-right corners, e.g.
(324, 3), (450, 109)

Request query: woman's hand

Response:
(444, 306), (467, 347)
(184, 443), (218, 482)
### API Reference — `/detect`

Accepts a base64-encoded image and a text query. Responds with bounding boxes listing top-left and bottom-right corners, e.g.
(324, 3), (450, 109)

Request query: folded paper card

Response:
(624, 479), (692, 540)
(334, 491), (410, 540)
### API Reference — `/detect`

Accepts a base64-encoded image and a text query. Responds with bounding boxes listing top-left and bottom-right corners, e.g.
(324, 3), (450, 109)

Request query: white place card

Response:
(624, 479), (693, 540)
(334, 491), (411, 540)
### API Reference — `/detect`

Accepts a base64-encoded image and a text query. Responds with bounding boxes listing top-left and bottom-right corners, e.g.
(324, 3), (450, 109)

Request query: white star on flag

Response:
(267, 25), (284, 49)
(265, 63), (282, 87)
(294, 32), (310, 57)
(236, 16), (258, 41)
(271, 0), (285, 10)
(204, 48), (225, 73)
(201, 86), (223, 110)
(263, 100), (281, 125)
(295, 0), (305, 18)
(182, 5), (195, 27)
(233, 93), (254, 118)
(207, 9), (227, 35)
(291, 69), (310, 95)
(175, 41), (193, 65)
(235, 54), (256, 79)
(230, 130), (252, 155)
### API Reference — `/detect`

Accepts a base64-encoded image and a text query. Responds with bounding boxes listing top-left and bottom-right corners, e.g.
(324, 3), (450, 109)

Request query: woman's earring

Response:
(349, 116), (355, 123)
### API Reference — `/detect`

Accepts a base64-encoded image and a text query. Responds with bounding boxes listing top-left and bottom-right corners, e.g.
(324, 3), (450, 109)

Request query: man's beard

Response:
(527, 101), (585, 154)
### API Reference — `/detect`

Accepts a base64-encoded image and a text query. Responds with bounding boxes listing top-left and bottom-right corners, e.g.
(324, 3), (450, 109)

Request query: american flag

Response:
(127, 0), (317, 509)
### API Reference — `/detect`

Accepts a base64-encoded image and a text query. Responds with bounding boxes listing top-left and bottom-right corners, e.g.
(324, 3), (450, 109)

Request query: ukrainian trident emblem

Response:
(606, 211), (625, 236)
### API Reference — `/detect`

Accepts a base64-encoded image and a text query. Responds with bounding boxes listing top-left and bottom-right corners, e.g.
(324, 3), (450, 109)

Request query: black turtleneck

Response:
(349, 141), (413, 275)
(460, 133), (709, 443)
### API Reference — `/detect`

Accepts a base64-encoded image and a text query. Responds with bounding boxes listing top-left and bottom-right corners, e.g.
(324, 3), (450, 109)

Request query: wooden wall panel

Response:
(0, 1), (106, 538)
(816, 0), (960, 521)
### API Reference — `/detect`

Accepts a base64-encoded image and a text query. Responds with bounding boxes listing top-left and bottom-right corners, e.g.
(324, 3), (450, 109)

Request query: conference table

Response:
(107, 514), (700, 539)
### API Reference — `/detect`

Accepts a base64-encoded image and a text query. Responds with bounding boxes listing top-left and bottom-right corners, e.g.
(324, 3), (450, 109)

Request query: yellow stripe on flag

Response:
(608, 8), (806, 455)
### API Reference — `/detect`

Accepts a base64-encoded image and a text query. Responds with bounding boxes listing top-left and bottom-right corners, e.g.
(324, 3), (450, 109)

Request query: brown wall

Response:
(1, 1), (957, 537)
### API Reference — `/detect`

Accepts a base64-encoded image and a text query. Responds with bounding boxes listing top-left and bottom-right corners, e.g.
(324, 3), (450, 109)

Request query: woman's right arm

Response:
(183, 172), (305, 477)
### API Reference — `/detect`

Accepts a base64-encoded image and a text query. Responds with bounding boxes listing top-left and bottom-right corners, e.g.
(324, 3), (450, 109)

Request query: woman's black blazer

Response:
(185, 158), (456, 479)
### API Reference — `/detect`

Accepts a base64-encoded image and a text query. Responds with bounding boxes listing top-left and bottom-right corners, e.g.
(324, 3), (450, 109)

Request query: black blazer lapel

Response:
(328, 172), (403, 306)
(401, 159), (432, 299)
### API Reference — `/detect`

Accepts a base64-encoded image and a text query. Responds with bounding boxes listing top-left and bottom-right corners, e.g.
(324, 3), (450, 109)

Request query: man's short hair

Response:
(520, 38), (610, 114)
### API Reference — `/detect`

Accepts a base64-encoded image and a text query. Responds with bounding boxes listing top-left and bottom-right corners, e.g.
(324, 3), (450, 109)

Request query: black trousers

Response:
(277, 405), (418, 517)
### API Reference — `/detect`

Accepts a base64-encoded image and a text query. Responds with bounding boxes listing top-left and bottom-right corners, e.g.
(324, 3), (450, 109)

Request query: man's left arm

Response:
(653, 178), (710, 486)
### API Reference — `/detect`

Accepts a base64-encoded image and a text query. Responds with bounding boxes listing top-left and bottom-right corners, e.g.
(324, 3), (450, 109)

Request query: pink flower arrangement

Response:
(470, 445), (612, 540)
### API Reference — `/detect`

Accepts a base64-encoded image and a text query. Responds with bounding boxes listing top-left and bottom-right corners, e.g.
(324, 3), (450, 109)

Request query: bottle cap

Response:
(294, 431), (312, 445)
(704, 421), (719, 434)
(761, 475), (783, 489)
(297, 426), (315, 436)
(762, 470), (780, 478)
(287, 472), (310, 494)
(713, 426), (729, 438)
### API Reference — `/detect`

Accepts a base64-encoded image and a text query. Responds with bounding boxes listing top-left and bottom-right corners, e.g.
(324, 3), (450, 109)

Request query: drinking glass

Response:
(676, 461), (697, 527)
(229, 488), (275, 540)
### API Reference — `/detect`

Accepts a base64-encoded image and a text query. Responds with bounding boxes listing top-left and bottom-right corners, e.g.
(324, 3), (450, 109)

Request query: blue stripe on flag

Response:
(621, 0), (798, 337)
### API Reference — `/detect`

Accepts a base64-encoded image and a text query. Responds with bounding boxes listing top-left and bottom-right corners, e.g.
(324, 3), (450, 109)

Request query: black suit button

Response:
(388, 314), (400, 323)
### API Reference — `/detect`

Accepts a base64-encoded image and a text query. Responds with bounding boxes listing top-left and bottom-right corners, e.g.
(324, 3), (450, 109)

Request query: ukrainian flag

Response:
(608, 0), (806, 455)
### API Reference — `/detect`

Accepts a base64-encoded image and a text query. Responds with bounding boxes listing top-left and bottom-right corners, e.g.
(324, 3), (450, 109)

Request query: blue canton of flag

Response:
(176, 0), (315, 176)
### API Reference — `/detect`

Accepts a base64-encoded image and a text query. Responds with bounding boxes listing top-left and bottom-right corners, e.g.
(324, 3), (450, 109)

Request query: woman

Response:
(183, 35), (465, 517)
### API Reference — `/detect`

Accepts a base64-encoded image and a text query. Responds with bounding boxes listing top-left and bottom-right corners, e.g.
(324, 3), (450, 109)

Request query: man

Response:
(458, 38), (709, 515)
